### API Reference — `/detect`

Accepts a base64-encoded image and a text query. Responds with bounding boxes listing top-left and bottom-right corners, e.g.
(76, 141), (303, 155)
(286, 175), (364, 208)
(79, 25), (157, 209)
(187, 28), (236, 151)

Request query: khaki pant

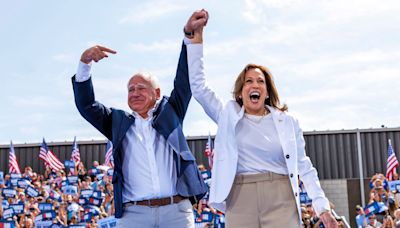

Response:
(226, 172), (300, 228)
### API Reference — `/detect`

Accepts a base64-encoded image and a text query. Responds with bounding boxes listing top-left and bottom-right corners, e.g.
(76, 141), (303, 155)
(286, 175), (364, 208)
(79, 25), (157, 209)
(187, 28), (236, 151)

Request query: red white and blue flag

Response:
(8, 141), (21, 174)
(71, 136), (81, 165)
(39, 138), (64, 172)
(69, 137), (81, 174)
(204, 133), (214, 170)
(386, 139), (399, 181)
(104, 140), (114, 168)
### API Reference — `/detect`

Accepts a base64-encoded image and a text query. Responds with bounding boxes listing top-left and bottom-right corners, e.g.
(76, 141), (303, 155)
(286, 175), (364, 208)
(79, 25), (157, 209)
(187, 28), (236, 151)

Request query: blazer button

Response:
(295, 192), (298, 197)
(286, 154), (290, 159)
(290, 173), (293, 178)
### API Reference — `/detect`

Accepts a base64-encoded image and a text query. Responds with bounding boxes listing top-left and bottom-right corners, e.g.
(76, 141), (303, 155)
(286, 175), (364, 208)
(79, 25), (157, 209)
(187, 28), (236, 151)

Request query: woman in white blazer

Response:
(184, 10), (338, 228)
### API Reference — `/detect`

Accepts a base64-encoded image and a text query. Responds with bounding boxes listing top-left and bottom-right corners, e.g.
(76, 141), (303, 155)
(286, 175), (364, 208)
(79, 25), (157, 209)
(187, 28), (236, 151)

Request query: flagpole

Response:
(356, 130), (366, 207)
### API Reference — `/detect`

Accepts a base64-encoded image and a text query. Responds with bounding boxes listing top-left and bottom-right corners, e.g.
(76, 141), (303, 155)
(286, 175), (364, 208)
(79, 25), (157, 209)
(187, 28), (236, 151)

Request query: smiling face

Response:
(127, 74), (160, 118)
(240, 68), (268, 115)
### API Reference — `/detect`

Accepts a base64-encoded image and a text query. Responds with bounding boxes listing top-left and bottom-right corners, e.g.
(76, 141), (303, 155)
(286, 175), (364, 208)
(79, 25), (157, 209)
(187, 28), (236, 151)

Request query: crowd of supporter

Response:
(0, 162), (114, 227)
(353, 173), (400, 228)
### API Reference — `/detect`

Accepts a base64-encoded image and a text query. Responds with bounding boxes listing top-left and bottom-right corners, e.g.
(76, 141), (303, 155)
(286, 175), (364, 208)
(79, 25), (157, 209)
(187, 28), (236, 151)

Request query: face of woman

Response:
(241, 68), (268, 115)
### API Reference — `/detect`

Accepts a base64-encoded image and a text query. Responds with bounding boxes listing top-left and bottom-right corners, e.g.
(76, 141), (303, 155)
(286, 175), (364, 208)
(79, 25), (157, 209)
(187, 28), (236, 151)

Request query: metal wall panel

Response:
(1, 128), (400, 180)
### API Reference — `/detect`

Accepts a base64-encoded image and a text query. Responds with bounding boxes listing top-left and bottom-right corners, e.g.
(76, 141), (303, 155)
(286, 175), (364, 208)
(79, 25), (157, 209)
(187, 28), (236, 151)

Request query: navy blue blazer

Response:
(72, 43), (208, 218)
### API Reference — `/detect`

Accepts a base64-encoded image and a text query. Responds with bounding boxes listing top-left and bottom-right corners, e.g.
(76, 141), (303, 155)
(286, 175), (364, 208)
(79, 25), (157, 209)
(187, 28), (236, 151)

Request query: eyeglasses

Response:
(128, 83), (150, 93)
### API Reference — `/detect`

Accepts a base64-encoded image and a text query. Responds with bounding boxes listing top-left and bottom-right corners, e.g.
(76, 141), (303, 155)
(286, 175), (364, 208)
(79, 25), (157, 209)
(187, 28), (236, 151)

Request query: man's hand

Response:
(184, 9), (209, 43)
(80, 45), (117, 64)
(320, 211), (339, 228)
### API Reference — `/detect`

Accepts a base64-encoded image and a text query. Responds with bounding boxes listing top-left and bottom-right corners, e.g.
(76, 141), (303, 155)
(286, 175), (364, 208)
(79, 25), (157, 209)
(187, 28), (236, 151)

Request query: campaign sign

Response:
(67, 176), (79, 185)
(64, 160), (75, 169)
(10, 173), (21, 179)
(64, 185), (78, 196)
(107, 169), (114, 177)
(92, 191), (104, 198)
(2, 208), (14, 219)
(88, 168), (99, 175)
(80, 189), (94, 198)
(97, 216), (117, 227)
(0, 171), (4, 185)
(10, 204), (24, 215)
(389, 180), (400, 191)
(300, 192), (312, 205)
(0, 220), (16, 227)
(89, 197), (103, 207)
(84, 205), (100, 216)
(79, 196), (88, 205)
(83, 212), (93, 222)
(2, 188), (17, 198)
(35, 211), (56, 221)
(96, 174), (104, 181)
(25, 186), (39, 197)
(50, 190), (62, 202)
(17, 178), (30, 189)
(39, 203), (53, 212)
(35, 220), (53, 227)
(10, 178), (19, 187)
(61, 180), (67, 190)
(69, 225), (86, 228)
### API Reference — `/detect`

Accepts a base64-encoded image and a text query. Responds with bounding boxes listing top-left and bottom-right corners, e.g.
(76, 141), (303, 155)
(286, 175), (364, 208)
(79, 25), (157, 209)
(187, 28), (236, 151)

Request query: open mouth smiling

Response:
(249, 91), (260, 102)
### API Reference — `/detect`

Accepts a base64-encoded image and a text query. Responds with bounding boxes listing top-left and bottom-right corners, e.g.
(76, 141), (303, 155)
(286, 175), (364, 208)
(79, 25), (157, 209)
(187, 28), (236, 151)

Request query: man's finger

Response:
(95, 45), (117, 54)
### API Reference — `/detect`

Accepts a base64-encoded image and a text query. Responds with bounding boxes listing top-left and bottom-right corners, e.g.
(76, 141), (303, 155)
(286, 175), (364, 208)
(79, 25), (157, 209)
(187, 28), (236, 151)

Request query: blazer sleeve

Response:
(187, 43), (223, 124)
(167, 42), (192, 123)
(295, 118), (330, 215)
(71, 75), (113, 139)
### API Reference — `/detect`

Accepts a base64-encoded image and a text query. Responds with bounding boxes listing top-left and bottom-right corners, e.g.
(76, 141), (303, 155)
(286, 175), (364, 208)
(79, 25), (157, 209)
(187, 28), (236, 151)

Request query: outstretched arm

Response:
(72, 45), (117, 139)
(185, 10), (224, 123)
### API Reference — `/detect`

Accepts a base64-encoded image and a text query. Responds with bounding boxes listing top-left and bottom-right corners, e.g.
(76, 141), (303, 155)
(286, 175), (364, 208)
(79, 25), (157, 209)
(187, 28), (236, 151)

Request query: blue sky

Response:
(1, 0), (399, 144)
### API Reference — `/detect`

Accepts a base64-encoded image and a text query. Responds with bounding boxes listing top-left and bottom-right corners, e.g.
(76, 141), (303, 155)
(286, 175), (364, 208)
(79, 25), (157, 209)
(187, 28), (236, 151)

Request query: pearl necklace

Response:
(244, 108), (269, 124)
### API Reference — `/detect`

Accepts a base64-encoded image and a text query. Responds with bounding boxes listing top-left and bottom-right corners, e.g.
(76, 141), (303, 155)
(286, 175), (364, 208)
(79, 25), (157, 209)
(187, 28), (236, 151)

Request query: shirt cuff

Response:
(183, 37), (192, 45)
(75, 61), (92, 82)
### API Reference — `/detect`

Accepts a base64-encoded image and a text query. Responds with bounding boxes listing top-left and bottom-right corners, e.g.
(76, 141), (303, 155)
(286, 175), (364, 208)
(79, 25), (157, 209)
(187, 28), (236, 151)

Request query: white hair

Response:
(127, 72), (160, 89)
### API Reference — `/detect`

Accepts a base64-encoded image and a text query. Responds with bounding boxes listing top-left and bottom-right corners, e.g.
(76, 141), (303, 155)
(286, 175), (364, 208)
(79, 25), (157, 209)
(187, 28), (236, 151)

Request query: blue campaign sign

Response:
(69, 225), (86, 228)
(89, 197), (103, 207)
(300, 192), (312, 205)
(36, 211), (56, 221)
(17, 178), (31, 189)
(389, 180), (400, 191)
(107, 169), (114, 177)
(10, 173), (22, 179)
(2, 188), (17, 198)
(10, 178), (19, 187)
(67, 176), (79, 185)
(79, 196), (88, 205)
(80, 189), (94, 198)
(97, 216), (117, 227)
(92, 191), (104, 198)
(200, 211), (213, 222)
(64, 160), (75, 169)
(10, 204), (24, 215)
(64, 185), (78, 196)
(88, 168), (99, 175)
(3, 208), (14, 219)
(39, 203), (53, 212)
(0, 171), (4, 185)
(25, 186), (39, 197)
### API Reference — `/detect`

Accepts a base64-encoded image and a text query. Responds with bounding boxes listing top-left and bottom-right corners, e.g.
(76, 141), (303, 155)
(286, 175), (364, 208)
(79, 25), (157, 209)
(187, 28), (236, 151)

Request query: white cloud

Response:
(119, 1), (188, 24)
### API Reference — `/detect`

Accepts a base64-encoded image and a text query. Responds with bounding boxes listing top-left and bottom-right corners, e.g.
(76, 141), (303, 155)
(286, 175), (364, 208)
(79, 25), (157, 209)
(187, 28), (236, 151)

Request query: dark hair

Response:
(233, 63), (288, 112)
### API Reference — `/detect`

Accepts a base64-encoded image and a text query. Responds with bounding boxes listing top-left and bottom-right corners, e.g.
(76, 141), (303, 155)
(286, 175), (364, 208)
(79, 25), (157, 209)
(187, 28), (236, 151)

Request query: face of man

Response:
(127, 75), (160, 118)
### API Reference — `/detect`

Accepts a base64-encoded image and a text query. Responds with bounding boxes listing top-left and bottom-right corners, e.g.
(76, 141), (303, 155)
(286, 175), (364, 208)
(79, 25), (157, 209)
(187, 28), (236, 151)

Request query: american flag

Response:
(70, 136), (81, 174)
(204, 133), (214, 169)
(9, 141), (21, 174)
(39, 138), (65, 172)
(386, 139), (399, 181)
(104, 140), (114, 168)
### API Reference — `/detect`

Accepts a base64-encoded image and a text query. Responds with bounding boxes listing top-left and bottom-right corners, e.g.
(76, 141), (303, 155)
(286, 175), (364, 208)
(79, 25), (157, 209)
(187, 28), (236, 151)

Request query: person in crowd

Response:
(184, 9), (338, 227)
(367, 214), (383, 227)
(71, 9), (208, 227)
(355, 205), (367, 227)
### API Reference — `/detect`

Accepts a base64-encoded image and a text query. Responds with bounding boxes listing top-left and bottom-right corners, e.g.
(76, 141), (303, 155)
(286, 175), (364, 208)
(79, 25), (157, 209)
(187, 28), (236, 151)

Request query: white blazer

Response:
(187, 44), (330, 220)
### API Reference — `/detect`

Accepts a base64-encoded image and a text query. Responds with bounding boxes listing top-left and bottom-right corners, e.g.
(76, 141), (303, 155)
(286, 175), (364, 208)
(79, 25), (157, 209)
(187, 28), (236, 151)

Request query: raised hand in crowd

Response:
(80, 45), (117, 64)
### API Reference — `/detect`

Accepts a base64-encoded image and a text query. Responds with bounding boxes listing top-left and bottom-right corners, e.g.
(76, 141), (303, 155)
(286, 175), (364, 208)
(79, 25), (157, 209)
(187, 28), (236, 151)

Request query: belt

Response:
(124, 195), (186, 208)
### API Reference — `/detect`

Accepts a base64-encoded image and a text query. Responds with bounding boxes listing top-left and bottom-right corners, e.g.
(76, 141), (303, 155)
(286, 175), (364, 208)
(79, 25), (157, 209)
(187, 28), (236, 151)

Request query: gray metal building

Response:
(1, 127), (399, 179)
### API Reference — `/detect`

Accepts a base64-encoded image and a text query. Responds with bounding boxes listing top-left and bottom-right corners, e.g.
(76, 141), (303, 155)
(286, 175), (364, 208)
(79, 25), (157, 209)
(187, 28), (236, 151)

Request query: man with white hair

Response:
(71, 12), (209, 227)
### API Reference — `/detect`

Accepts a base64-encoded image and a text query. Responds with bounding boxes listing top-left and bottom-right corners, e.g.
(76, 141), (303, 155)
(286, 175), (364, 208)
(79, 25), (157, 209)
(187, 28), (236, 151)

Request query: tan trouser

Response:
(225, 172), (300, 228)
